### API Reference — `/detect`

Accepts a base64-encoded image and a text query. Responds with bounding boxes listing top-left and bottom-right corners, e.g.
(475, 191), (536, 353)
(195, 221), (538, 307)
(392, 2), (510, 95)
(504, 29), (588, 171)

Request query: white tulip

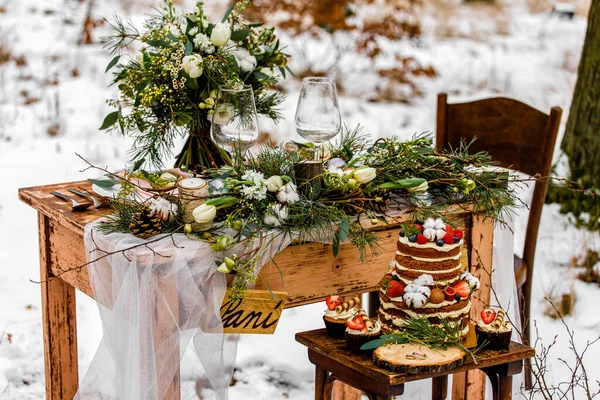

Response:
(182, 54), (203, 78)
(407, 181), (429, 194)
(265, 175), (284, 192)
(136, 51), (144, 64)
(211, 22), (231, 47)
(192, 203), (216, 224)
(353, 167), (376, 184)
(232, 47), (257, 72)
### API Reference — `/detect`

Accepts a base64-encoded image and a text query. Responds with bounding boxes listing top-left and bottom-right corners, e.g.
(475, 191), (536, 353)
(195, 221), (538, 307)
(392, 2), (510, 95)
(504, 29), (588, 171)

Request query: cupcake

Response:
(323, 295), (361, 339)
(476, 308), (512, 350)
(344, 309), (382, 352)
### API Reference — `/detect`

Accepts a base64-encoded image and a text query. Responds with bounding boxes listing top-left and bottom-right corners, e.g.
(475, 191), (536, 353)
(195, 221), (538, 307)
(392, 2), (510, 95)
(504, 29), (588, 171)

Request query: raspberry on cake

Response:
(377, 217), (479, 337)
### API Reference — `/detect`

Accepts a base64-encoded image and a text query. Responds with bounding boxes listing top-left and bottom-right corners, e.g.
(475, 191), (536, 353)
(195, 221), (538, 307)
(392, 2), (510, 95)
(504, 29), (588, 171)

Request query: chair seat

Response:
(514, 255), (528, 288)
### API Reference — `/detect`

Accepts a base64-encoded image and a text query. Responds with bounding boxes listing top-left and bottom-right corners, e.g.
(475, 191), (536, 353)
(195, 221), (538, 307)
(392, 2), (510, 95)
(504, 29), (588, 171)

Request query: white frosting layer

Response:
(379, 311), (470, 336)
(398, 235), (463, 252)
(380, 301), (471, 320)
(325, 307), (358, 320)
(346, 320), (382, 335)
(396, 250), (461, 262)
(395, 261), (463, 275)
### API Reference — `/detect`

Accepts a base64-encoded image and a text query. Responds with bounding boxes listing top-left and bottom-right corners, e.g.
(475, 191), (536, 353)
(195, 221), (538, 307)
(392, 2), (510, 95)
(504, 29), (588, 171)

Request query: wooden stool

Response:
(296, 329), (535, 400)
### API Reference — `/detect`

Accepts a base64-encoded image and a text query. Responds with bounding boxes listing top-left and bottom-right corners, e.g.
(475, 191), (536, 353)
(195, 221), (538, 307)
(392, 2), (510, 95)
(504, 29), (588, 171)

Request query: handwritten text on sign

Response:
(220, 289), (287, 334)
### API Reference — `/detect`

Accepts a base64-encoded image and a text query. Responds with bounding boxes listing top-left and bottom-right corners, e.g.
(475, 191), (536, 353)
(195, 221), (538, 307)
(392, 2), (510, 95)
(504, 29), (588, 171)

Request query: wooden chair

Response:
(436, 93), (562, 387)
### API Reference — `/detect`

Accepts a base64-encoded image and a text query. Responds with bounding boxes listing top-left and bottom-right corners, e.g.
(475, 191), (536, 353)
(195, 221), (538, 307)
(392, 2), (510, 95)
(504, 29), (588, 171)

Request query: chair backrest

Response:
(436, 93), (562, 290)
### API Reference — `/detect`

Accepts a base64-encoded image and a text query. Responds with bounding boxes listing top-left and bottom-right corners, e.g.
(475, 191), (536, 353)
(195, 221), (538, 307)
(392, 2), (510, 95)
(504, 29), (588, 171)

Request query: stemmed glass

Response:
(294, 77), (342, 161)
(210, 85), (260, 165)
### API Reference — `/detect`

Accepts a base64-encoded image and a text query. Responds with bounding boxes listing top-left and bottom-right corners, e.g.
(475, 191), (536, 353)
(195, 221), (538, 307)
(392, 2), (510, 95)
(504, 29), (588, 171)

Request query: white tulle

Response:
(76, 222), (291, 400)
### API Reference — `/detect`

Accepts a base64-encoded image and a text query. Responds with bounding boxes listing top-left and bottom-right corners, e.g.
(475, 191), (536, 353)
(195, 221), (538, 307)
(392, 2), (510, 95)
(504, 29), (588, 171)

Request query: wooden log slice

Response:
(373, 344), (465, 374)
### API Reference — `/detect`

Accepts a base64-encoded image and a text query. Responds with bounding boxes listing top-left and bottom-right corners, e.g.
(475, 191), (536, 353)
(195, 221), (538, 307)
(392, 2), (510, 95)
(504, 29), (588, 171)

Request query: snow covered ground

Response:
(0, 0), (598, 398)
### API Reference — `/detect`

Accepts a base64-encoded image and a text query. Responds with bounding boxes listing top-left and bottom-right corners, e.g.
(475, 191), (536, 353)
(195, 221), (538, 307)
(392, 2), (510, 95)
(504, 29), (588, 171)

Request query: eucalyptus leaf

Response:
(185, 40), (193, 56)
(221, 2), (235, 22)
(146, 39), (170, 48)
(230, 29), (250, 42)
(88, 178), (120, 189)
(340, 217), (350, 241)
(99, 111), (119, 130)
(359, 338), (387, 351)
(105, 55), (121, 73)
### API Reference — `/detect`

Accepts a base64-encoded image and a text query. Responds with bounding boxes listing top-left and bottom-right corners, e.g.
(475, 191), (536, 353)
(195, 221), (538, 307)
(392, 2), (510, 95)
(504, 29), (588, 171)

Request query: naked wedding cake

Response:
(378, 217), (480, 337)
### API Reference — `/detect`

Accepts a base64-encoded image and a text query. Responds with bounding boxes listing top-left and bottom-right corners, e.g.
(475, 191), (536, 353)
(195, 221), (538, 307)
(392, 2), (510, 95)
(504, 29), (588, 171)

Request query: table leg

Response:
(432, 376), (448, 400)
(498, 376), (513, 400)
(38, 214), (79, 399)
(315, 365), (328, 400)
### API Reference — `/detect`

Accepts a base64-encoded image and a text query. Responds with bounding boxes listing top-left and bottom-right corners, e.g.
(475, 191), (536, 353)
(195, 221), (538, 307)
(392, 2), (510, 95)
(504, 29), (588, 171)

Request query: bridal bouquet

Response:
(100, 0), (290, 171)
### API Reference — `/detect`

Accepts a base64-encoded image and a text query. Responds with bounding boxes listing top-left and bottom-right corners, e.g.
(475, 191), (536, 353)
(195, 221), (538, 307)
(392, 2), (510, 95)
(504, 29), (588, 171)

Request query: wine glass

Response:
(294, 77), (342, 161)
(210, 85), (260, 164)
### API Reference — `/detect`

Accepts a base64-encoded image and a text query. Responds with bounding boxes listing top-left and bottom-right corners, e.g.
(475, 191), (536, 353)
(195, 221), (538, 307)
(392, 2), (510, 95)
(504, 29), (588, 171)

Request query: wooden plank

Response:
(220, 290), (287, 334)
(38, 213), (79, 400)
(452, 215), (495, 400)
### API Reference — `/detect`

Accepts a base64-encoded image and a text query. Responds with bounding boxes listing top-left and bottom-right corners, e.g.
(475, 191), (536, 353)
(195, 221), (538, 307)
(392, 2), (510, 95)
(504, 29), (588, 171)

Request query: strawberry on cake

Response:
(378, 217), (479, 337)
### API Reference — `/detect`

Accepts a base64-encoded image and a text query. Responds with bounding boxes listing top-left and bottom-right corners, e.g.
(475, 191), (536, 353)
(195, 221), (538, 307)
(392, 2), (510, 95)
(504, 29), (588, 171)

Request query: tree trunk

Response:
(549, 2), (600, 231)
(562, 1), (600, 188)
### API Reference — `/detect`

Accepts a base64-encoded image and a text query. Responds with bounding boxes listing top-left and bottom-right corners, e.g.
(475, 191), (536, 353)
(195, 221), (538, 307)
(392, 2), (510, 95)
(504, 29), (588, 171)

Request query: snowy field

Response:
(0, 0), (598, 398)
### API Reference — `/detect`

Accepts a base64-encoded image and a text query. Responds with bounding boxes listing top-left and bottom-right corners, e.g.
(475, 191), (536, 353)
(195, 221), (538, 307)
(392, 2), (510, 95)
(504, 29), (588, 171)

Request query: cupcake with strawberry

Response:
(323, 295), (361, 339)
(477, 308), (512, 350)
(344, 309), (381, 352)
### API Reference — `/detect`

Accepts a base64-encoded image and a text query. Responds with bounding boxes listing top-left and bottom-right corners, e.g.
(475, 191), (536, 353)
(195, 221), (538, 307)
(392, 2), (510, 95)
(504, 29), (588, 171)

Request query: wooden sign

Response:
(220, 289), (287, 334)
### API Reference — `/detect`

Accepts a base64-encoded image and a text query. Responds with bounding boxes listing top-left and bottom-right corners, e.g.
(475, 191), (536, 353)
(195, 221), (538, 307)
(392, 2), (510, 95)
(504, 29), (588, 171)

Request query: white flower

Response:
(404, 292), (428, 308)
(353, 167), (376, 184)
(435, 229), (446, 240)
(135, 51), (144, 64)
(407, 181), (429, 194)
(188, 27), (198, 36)
(434, 218), (446, 230)
(148, 197), (178, 222)
(263, 204), (288, 227)
(232, 47), (257, 72)
(423, 217), (435, 229)
(277, 182), (299, 204)
(414, 274), (434, 287)
(404, 283), (418, 294)
(265, 175), (284, 192)
(423, 228), (436, 241)
(192, 203), (216, 224)
(241, 170), (265, 185)
(241, 184), (267, 201)
(212, 103), (235, 125)
(193, 33), (215, 54)
(417, 286), (431, 298)
(182, 54), (203, 78)
(461, 272), (481, 290)
(211, 22), (231, 47)
(327, 158), (346, 172)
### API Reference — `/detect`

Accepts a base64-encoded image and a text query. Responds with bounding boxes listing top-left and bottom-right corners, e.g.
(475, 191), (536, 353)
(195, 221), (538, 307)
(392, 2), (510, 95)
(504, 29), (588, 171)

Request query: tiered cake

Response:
(378, 217), (479, 337)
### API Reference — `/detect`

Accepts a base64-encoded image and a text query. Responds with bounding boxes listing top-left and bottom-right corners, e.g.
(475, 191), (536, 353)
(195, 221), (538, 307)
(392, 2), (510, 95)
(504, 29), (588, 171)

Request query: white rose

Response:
(212, 103), (235, 125)
(211, 22), (231, 47)
(232, 47), (257, 72)
(353, 167), (376, 184)
(192, 203), (216, 224)
(265, 175), (284, 192)
(182, 54), (203, 78)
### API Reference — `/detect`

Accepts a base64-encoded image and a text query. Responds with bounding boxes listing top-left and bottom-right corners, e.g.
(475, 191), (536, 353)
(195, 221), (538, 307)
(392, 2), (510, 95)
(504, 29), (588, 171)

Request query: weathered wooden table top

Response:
(296, 328), (535, 385)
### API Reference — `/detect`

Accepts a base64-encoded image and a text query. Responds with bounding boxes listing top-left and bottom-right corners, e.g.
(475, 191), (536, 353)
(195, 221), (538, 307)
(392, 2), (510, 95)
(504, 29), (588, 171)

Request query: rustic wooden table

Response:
(296, 329), (535, 400)
(19, 180), (497, 400)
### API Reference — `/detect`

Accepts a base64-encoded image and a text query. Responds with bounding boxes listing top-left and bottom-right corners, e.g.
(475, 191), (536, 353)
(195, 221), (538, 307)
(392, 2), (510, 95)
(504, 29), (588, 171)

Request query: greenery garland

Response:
(93, 126), (521, 298)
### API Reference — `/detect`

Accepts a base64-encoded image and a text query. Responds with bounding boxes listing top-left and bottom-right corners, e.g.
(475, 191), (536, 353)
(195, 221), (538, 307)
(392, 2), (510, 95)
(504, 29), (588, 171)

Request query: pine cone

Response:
(129, 209), (163, 239)
(369, 188), (392, 214)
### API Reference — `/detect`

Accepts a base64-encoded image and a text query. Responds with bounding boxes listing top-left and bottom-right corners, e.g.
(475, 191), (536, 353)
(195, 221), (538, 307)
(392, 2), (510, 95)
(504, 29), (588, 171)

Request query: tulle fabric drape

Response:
(76, 223), (291, 400)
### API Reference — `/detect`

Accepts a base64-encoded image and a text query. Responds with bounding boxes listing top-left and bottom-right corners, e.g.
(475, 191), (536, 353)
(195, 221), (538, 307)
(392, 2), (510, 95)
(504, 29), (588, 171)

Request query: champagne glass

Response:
(210, 85), (259, 165)
(294, 77), (341, 161)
